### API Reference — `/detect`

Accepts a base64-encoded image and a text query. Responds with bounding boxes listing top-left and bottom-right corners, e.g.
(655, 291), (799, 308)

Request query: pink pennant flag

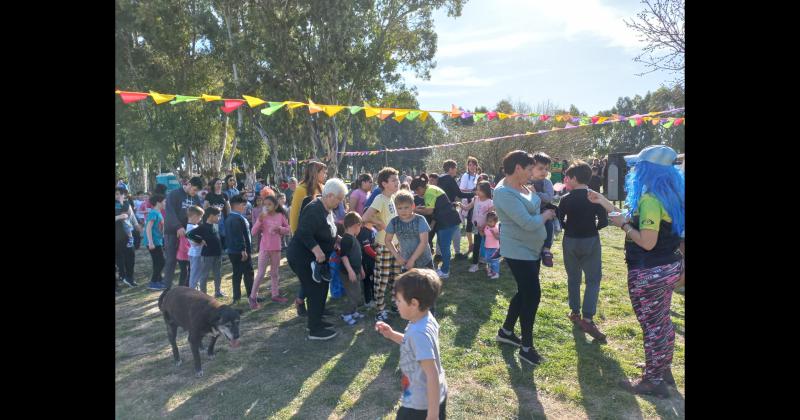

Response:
(591, 116), (600, 124)
(539, 115), (550, 122)
(487, 111), (498, 121)
(674, 118), (684, 126)
(221, 99), (246, 114)
(117, 91), (149, 104)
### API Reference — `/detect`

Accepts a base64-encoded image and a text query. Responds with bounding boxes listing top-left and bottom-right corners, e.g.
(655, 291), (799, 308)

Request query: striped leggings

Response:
(627, 260), (682, 384)
(373, 244), (402, 312)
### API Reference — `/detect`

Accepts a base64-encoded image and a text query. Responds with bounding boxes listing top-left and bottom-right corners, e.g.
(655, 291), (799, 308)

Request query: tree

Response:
(625, 0), (685, 86)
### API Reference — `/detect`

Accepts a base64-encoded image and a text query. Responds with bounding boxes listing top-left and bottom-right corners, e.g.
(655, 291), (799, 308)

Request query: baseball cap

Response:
(624, 145), (678, 167)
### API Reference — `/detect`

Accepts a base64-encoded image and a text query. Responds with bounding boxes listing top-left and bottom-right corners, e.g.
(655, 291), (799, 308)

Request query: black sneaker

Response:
(256, 297), (266, 303)
(296, 300), (308, 316)
(308, 328), (338, 340)
(454, 253), (466, 260)
(495, 329), (522, 347)
(306, 321), (334, 331)
(122, 278), (135, 287)
(215, 291), (226, 298)
(519, 347), (544, 365)
(311, 261), (332, 283)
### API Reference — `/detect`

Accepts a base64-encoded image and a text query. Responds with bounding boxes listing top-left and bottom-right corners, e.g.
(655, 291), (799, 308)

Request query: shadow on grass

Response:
(573, 327), (644, 419)
(346, 344), (401, 419)
(500, 345), (546, 420)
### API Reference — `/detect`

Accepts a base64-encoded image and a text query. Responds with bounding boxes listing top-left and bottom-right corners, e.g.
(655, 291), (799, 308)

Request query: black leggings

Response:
(396, 397), (446, 420)
(115, 240), (135, 281)
(178, 260), (190, 287)
(471, 233), (483, 264)
(362, 257), (375, 303)
(502, 258), (542, 348)
(148, 246), (165, 283)
(229, 254), (254, 301)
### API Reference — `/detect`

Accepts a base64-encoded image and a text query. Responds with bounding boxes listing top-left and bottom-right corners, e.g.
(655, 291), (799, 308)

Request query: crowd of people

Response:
(115, 145), (684, 417)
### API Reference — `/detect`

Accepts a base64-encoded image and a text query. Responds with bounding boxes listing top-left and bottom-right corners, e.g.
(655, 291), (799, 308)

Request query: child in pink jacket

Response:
(250, 196), (291, 308)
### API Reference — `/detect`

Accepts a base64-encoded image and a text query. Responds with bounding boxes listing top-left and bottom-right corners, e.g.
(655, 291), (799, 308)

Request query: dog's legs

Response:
(207, 335), (219, 359)
(188, 332), (203, 377)
(165, 316), (181, 366)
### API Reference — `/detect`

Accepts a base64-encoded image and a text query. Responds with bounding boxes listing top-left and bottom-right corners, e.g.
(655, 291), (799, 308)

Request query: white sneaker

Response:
(490, 273), (500, 280)
(436, 269), (450, 279)
(468, 264), (479, 273)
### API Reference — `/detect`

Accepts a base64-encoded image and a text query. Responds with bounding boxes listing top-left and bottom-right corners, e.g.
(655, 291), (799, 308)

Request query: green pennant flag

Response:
(405, 110), (421, 120)
(261, 102), (286, 116)
(170, 95), (201, 105)
(348, 106), (364, 114)
(473, 113), (485, 122)
(579, 117), (590, 126)
(663, 121), (674, 128)
(629, 119), (637, 127)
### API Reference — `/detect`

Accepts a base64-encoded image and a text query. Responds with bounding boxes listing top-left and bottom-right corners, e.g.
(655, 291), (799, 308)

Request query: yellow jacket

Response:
(289, 183), (308, 233)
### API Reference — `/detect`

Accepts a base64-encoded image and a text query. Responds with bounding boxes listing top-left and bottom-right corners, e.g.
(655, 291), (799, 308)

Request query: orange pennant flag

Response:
(596, 117), (609, 124)
(378, 109), (394, 120)
(419, 111), (430, 122)
(307, 99), (324, 114)
(450, 105), (460, 118)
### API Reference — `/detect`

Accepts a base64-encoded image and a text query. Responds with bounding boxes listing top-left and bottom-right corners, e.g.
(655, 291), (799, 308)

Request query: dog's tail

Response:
(157, 285), (172, 310)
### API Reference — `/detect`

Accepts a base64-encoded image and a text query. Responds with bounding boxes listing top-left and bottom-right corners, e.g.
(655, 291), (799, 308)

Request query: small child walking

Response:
(185, 206), (205, 290)
(466, 181), (494, 273)
(144, 194), (167, 290)
(375, 269), (447, 420)
(186, 207), (223, 295)
(339, 212), (366, 325)
(250, 195), (291, 308)
(483, 211), (501, 279)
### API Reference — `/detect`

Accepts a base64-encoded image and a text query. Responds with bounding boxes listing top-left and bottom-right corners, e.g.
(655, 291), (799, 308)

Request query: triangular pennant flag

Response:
(450, 105), (460, 118)
(261, 102), (286, 116)
(393, 110), (409, 122)
(580, 117), (590, 126)
(243, 95), (266, 108)
(149, 91), (176, 105)
(202, 94), (222, 102)
(323, 105), (346, 117)
(348, 106), (363, 114)
(307, 100), (324, 114)
(378, 109), (394, 120)
(629, 119), (637, 127)
(220, 99), (246, 114)
(591, 116), (600, 124)
(419, 111), (429, 122)
(170, 95), (201, 105)
(663, 120), (674, 128)
(674, 118), (684, 126)
(406, 110), (421, 121)
(117, 91), (149, 104)
(636, 118), (644, 126)
(555, 115), (564, 122)
(461, 111), (473, 119)
(473, 113), (485, 122)
(364, 107), (380, 118)
(487, 111), (498, 121)
(651, 118), (660, 126)
(539, 115), (550, 122)
(286, 101), (306, 110)
(498, 113), (509, 120)
(596, 117), (609, 124)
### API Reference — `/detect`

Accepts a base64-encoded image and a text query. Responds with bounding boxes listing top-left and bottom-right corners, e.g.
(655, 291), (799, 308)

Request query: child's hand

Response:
(375, 321), (393, 337)
(360, 267), (366, 279)
(348, 271), (357, 283)
(241, 251), (249, 261)
(148, 244), (155, 250)
(395, 256), (406, 267)
(403, 260), (414, 271)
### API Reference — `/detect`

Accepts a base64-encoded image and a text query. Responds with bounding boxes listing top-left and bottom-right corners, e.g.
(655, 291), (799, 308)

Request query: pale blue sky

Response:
(401, 0), (678, 117)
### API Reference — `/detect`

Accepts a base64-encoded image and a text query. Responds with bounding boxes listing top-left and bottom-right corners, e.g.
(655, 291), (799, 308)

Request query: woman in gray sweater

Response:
(492, 151), (556, 366)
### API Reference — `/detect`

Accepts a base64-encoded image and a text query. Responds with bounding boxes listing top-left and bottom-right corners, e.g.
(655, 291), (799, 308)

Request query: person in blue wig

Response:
(588, 145), (684, 398)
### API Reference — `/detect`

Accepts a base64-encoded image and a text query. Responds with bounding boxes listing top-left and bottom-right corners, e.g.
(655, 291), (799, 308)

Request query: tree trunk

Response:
(251, 115), (281, 182)
(185, 147), (194, 176)
(217, 115), (228, 173)
(140, 155), (149, 193)
(123, 155), (135, 191)
(222, 4), (242, 174)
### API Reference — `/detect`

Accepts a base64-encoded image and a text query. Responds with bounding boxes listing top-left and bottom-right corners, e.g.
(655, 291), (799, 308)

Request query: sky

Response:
(401, 0), (679, 117)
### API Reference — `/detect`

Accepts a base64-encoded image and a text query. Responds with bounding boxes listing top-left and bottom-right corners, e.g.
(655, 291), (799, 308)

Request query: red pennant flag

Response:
(636, 118), (644, 126)
(220, 99), (246, 114)
(117, 91), (149, 104)
(674, 118), (684, 126)
(591, 116), (600, 124)
(487, 111), (498, 121)
(539, 115), (550, 122)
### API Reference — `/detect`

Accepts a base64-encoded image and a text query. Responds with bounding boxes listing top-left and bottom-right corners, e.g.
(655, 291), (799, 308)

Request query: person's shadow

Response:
(500, 345), (546, 419)
(572, 326), (645, 419)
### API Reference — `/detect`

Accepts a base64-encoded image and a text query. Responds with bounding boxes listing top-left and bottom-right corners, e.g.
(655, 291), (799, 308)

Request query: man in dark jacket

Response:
(163, 176), (204, 288)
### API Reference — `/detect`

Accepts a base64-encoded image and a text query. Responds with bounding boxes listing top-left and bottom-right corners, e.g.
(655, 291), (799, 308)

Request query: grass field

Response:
(115, 227), (684, 419)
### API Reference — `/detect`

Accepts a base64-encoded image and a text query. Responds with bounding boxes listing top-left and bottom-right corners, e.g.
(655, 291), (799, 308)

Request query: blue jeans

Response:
(484, 247), (500, 274)
(543, 219), (554, 249)
(436, 225), (458, 274)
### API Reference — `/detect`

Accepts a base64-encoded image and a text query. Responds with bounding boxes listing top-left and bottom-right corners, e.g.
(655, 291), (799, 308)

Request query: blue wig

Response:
(624, 161), (685, 236)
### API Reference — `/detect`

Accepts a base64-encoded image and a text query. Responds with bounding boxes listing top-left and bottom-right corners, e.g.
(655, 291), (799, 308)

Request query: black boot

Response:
(296, 299), (307, 316)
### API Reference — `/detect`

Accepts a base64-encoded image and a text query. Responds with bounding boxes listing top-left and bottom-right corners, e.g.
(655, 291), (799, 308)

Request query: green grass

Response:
(116, 228), (684, 419)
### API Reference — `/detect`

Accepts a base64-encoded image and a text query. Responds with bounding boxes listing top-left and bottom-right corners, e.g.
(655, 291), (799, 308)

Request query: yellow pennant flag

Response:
(555, 115), (564, 122)
(287, 101), (306, 110)
(393, 110), (409, 122)
(364, 107), (380, 118)
(149, 91), (176, 105)
(201, 94), (222, 102)
(597, 117), (609, 124)
(419, 111), (429, 122)
(378, 109), (394, 120)
(498, 113), (509, 120)
(243, 95), (266, 108)
(323, 105), (346, 117)
(307, 99), (324, 114)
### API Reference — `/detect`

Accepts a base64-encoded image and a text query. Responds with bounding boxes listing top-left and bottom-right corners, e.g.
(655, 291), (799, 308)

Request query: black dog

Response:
(158, 286), (242, 377)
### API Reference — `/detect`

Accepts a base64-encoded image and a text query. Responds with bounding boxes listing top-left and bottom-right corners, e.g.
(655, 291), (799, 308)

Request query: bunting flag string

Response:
(116, 89), (684, 124)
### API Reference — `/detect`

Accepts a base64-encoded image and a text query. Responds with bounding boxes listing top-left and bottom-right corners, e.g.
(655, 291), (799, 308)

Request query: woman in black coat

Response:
(287, 178), (348, 340)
